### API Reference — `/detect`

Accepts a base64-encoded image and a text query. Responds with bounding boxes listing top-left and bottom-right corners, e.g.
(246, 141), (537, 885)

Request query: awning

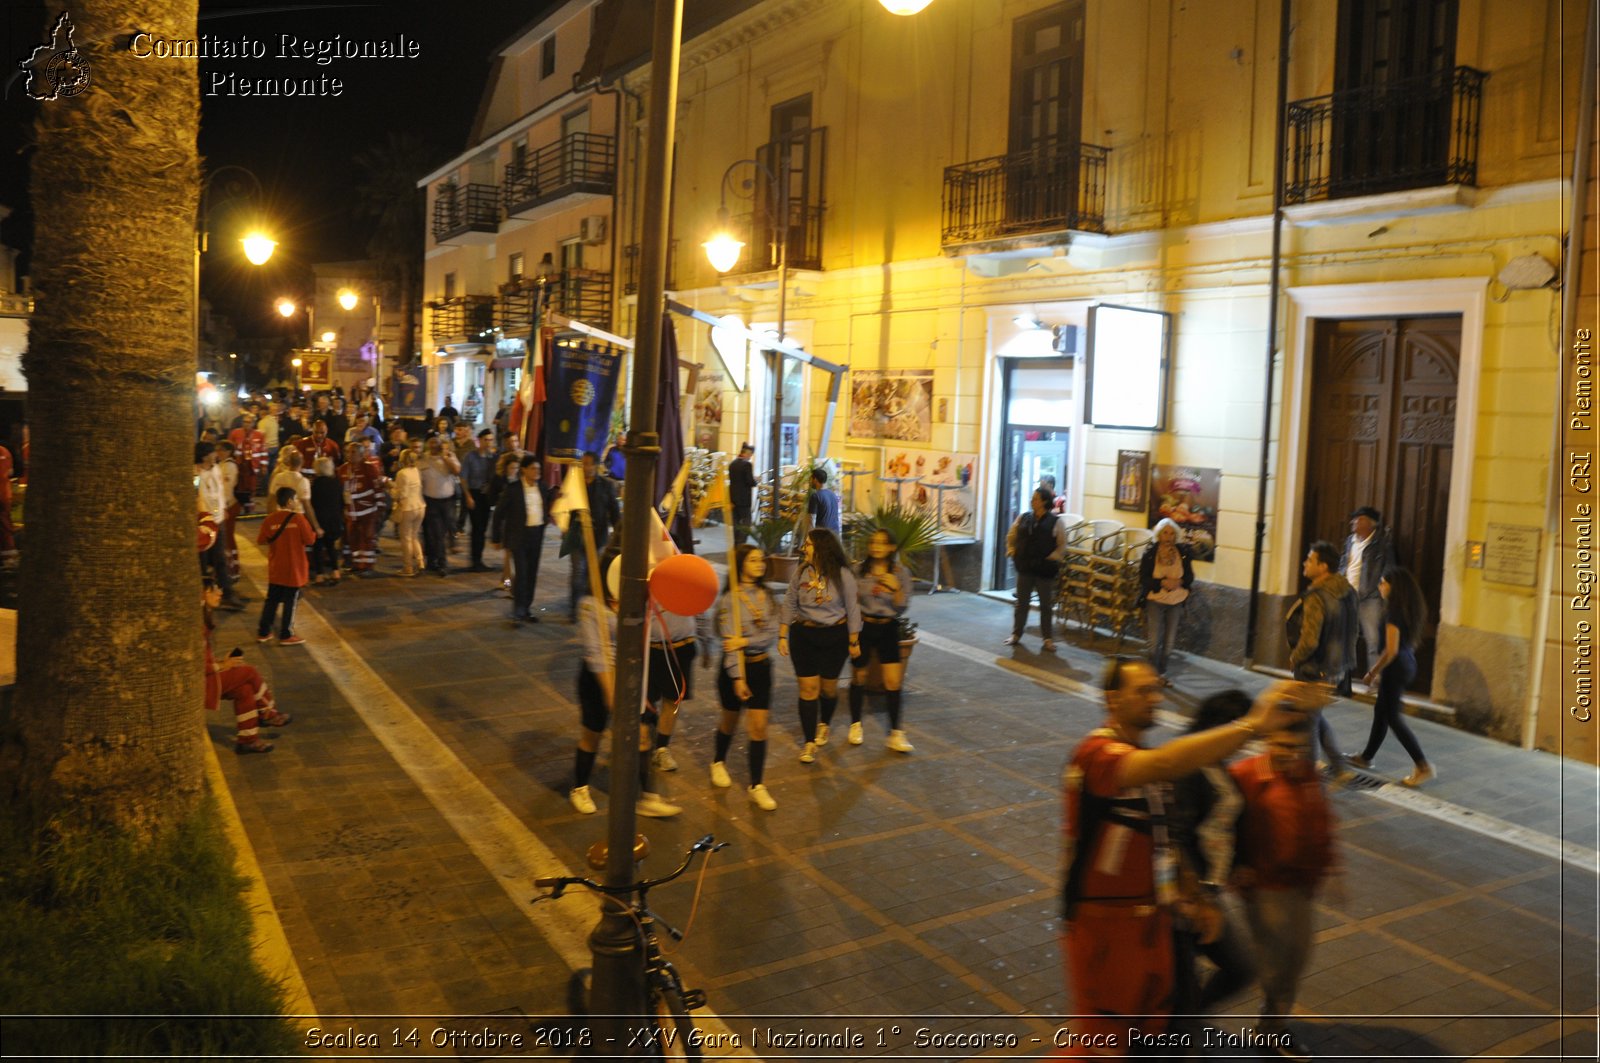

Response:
(490, 357), (523, 370)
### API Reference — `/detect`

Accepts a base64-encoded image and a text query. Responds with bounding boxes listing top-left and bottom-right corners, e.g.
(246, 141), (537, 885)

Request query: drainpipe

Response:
(1244, 0), (1294, 666)
(1523, 0), (1598, 748)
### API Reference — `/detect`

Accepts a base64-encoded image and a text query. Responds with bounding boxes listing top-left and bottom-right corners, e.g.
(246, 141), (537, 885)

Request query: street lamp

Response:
(196, 164), (273, 369)
(336, 287), (386, 410)
(704, 157), (788, 522)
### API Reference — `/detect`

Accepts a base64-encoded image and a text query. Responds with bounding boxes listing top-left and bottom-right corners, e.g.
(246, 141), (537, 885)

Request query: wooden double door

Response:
(1303, 316), (1461, 692)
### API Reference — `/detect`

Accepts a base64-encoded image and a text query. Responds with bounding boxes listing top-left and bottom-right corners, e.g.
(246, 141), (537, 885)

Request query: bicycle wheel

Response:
(649, 973), (701, 1061)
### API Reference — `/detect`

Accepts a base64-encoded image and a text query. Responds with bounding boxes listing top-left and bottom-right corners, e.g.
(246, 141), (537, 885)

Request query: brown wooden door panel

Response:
(1306, 316), (1459, 691)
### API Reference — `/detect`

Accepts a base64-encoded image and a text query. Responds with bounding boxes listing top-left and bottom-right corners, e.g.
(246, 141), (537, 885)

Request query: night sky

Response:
(2, 0), (554, 335)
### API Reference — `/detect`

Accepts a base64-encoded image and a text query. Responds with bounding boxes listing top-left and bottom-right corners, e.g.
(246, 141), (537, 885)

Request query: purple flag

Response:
(654, 317), (694, 554)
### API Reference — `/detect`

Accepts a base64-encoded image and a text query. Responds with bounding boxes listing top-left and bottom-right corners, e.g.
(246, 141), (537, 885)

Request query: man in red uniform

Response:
(338, 438), (386, 575)
(1060, 659), (1312, 1057)
(294, 419), (342, 470)
(227, 412), (268, 507)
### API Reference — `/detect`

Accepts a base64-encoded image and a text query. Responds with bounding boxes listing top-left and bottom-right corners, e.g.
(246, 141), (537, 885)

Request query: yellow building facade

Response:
(435, 0), (1591, 758)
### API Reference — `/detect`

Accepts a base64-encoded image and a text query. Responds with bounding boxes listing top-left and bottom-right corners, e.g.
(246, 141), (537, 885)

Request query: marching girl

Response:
(841, 528), (915, 752)
(778, 528), (862, 764)
(709, 545), (780, 810)
(646, 606), (697, 773)
(569, 546), (681, 819)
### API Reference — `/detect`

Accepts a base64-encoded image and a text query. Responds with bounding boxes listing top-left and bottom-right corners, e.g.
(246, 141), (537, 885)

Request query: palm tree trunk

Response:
(8, 0), (204, 837)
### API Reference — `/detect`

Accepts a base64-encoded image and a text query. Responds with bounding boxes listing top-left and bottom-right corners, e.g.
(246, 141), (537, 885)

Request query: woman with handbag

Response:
(1351, 567), (1435, 787)
(1138, 518), (1196, 684)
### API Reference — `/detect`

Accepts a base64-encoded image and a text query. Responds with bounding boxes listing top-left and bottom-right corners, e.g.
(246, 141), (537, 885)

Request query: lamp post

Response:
(338, 287), (386, 415)
(196, 165), (272, 367)
(704, 157), (788, 523)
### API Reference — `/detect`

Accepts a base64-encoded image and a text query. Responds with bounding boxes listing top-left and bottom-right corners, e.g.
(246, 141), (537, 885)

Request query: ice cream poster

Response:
(1147, 464), (1221, 562)
(881, 448), (977, 537)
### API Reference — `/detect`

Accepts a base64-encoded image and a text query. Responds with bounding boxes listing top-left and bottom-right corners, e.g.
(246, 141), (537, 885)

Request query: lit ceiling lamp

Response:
(702, 207), (745, 274)
(337, 288), (359, 311)
(275, 298), (296, 317)
(880, 0), (935, 13)
(241, 231), (276, 265)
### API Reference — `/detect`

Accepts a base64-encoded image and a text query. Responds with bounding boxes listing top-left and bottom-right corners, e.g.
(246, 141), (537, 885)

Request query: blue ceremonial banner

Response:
(544, 339), (623, 461)
(391, 365), (427, 417)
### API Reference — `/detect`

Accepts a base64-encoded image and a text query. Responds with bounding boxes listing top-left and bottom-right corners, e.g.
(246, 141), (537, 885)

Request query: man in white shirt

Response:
(195, 444), (246, 609)
(498, 455), (552, 622)
(418, 436), (460, 576)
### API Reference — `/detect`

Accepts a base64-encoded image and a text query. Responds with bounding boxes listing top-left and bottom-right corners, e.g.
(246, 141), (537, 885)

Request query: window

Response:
(509, 253), (525, 282)
(443, 272), (456, 300)
(541, 36), (556, 79)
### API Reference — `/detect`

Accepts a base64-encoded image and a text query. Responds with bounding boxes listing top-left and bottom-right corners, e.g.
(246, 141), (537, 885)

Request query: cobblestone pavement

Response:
(212, 528), (1599, 1060)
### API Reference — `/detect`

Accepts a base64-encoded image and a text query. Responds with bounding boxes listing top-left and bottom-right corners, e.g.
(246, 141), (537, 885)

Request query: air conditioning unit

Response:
(579, 215), (608, 245)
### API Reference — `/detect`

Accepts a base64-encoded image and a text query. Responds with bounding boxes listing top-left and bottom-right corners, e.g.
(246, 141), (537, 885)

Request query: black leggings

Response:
(1360, 647), (1426, 765)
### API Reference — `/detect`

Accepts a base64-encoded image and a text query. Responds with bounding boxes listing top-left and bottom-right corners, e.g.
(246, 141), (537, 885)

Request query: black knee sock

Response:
(574, 748), (596, 788)
(798, 699), (819, 742)
(820, 694), (838, 726)
(848, 683), (864, 722)
(637, 756), (652, 795)
(655, 731), (673, 749)
(713, 730), (733, 763)
(748, 739), (767, 785)
(886, 689), (903, 730)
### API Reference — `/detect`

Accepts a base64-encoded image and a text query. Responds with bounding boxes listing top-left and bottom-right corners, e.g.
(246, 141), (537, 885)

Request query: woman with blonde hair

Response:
(391, 449), (425, 577)
(1138, 517), (1195, 684)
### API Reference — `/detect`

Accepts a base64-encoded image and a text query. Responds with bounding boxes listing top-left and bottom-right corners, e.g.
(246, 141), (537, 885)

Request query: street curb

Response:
(202, 734), (319, 1025)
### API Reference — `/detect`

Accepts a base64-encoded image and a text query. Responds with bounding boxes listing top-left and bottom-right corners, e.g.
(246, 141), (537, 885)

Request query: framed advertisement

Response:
(1085, 304), (1171, 430)
(1147, 464), (1221, 562)
(1114, 449), (1149, 512)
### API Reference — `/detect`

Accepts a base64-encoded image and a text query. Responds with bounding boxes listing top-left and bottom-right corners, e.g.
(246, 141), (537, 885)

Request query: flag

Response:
(654, 317), (694, 553)
(507, 287), (548, 451)
(549, 463), (590, 535)
(647, 507), (679, 566)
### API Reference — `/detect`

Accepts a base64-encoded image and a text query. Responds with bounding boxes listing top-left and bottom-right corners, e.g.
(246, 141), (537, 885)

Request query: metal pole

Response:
(587, 0), (682, 1050)
(768, 171), (789, 524)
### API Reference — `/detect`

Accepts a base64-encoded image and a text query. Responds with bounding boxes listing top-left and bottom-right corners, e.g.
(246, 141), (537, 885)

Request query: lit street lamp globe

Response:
(703, 231), (744, 274)
(241, 232), (277, 265)
(338, 288), (359, 311)
(276, 298), (296, 318)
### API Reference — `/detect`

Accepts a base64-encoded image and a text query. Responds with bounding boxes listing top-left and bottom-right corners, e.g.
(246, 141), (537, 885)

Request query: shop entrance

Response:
(991, 356), (1074, 591)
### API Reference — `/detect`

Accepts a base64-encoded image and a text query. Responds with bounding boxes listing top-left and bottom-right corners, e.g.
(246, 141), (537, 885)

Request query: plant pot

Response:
(765, 554), (799, 585)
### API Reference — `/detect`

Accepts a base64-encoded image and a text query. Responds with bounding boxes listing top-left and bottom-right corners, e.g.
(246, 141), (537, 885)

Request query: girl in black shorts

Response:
(842, 528), (915, 752)
(646, 608), (697, 774)
(570, 564), (681, 819)
(709, 544), (780, 810)
(778, 528), (862, 764)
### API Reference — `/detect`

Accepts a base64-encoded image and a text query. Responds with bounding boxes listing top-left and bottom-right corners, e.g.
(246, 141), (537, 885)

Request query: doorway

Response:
(991, 356), (1074, 591)
(1006, 0), (1085, 231)
(1302, 315), (1460, 691)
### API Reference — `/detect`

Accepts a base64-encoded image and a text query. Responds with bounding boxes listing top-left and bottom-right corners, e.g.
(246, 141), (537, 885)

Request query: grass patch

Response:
(0, 792), (302, 1057)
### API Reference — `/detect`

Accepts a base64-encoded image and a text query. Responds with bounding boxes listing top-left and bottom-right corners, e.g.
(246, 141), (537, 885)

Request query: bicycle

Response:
(536, 833), (727, 1060)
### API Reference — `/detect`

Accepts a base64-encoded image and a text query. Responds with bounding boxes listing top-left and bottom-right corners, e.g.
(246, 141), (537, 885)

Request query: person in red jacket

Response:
(203, 580), (290, 753)
(227, 412), (268, 506)
(256, 486), (316, 645)
(337, 438), (387, 574)
(1229, 725), (1341, 1063)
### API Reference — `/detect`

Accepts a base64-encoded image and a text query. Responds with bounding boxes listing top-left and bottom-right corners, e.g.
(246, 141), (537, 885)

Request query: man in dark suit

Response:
(728, 442), (756, 536)
(498, 455), (553, 623)
(1339, 505), (1395, 691)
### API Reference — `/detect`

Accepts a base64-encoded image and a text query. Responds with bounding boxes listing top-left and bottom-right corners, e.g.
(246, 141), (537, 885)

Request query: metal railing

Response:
(503, 132), (618, 215)
(1284, 66), (1487, 204)
(622, 240), (678, 295)
(548, 268), (612, 331)
(941, 142), (1110, 245)
(428, 294), (496, 342)
(431, 183), (500, 241)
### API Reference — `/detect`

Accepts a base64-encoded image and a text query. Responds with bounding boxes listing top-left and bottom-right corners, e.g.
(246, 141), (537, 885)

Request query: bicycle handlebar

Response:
(534, 834), (726, 899)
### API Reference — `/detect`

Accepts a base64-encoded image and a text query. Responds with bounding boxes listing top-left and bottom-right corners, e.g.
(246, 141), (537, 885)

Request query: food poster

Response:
(1147, 464), (1221, 562)
(849, 369), (934, 443)
(694, 371), (724, 451)
(881, 448), (978, 538)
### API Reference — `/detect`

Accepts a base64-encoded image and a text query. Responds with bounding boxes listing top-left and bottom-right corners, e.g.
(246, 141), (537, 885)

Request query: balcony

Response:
(719, 127), (827, 275)
(1285, 66), (1487, 205)
(622, 239), (678, 296)
(428, 294), (496, 343)
(495, 271), (614, 333)
(504, 133), (617, 219)
(941, 142), (1110, 248)
(431, 183), (500, 244)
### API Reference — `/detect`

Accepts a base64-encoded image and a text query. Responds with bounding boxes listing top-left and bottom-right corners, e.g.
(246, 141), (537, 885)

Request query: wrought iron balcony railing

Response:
(431, 183), (501, 242)
(495, 271), (614, 333)
(941, 142), (1110, 246)
(1285, 66), (1487, 205)
(503, 132), (618, 217)
(428, 294), (496, 343)
(622, 240), (678, 295)
(717, 127), (828, 275)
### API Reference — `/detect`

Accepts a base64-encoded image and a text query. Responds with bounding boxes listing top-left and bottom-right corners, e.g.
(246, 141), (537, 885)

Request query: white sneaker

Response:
(652, 747), (678, 772)
(569, 785), (597, 814)
(799, 742), (816, 764)
(814, 722), (830, 746)
(636, 792), (681, 818)
(886, 730), (915, 753)
(709, 760), (732, 788)
(848, 722), (864, 745)
(748, 784), (777, 811)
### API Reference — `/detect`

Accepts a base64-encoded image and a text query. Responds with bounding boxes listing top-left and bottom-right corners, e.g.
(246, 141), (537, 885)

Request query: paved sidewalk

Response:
(214, 530), (1599, 1060)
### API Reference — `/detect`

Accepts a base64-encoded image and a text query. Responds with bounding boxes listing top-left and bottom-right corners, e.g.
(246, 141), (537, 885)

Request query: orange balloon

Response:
(648, 553), (718, 615)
